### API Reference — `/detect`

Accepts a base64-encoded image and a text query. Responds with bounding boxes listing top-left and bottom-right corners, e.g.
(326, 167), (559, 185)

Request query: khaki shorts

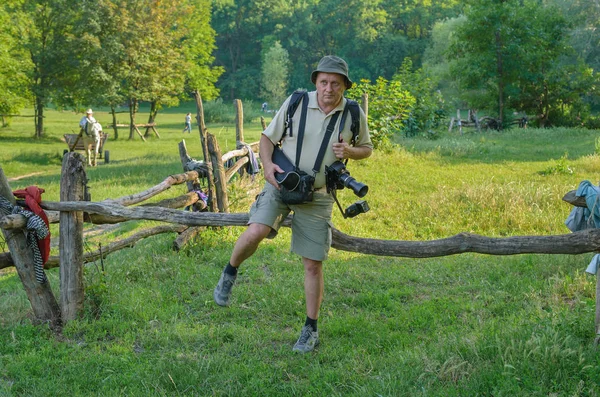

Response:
(248, 183), (334, 261)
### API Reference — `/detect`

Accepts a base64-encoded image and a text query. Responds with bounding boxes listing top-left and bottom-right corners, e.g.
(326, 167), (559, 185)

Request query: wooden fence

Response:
(1, 94), (600, 342)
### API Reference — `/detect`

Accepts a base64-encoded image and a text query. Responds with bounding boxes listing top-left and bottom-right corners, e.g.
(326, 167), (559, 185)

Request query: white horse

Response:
(82, 121), (103, 166)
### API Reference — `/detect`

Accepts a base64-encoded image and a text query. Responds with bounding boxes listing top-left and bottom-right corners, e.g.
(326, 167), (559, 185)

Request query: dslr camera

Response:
(325, 161), (368, 197)
(325, 161), (370, 218)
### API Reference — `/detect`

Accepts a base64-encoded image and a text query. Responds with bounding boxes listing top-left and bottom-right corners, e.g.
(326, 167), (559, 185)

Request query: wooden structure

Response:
(3, 95), (600, 342)
(63, 132), (110, 164)
(107, 122), (159, 142)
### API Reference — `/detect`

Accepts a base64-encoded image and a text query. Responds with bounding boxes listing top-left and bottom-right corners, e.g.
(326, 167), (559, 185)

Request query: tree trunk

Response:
(145, 101), (159, 137)
(128, 98), (137, 140)
(110, 106), (119, 140)
(35, 96), (44, 138)
(495, 29), (504, 130)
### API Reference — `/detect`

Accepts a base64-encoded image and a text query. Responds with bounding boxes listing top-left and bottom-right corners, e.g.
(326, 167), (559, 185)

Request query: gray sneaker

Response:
(292, 325), (319, 353)
(213, 271), (236, 306)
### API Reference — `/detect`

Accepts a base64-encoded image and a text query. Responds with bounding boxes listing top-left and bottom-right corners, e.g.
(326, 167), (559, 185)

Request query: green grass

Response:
(1, 107), (600, 396)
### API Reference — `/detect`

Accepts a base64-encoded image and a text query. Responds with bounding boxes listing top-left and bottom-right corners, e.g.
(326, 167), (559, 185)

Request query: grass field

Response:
(1, 104), (600, 396)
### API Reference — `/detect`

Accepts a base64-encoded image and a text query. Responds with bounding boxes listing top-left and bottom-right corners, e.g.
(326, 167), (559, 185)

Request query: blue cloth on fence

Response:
(575, 180), (600, 228)
(586, 254), (600, 275)
(565, 206), (595, 232)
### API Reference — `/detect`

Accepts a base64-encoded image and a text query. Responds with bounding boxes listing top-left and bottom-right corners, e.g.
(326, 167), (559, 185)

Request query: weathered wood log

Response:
(361, 93), (368, 120)
(596, 272), (600, 344)
(1, 225), (187, 270)
(0, 166), (61, 331)
(179, 140), (204, 191)
(235, 99), (244, 145)
(3, 192), (202, 228)
(194, 91), (216, 212)
(331, 228), (600, 257)
(59, 153), (86, 322)
(35, 200), (600, 256)
(222, 142), (259, 164)
(563, 190), (588, 208)
(226, 157), (249, 182)
(208, 133), (229, 213)
(104, 171), (199, 207)
(173, 226), (204, 251)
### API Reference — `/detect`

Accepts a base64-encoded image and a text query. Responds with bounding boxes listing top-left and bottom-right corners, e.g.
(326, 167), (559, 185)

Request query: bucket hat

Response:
(311, 55), (353, 89)
(86, 109), (93, 114)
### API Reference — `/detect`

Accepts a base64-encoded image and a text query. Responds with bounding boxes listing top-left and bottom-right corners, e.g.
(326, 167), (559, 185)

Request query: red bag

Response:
(13, 186), (51, 266)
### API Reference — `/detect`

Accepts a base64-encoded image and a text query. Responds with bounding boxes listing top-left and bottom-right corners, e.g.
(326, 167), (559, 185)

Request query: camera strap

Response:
(312, 111), (341, 175)
(293, 93), (309, 168)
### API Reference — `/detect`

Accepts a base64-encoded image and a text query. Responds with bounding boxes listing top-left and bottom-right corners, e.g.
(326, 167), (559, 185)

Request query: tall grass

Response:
(1, 107), (600, 396)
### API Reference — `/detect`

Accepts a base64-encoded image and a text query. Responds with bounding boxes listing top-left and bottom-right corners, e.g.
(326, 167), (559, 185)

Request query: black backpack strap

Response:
(338, 98), (360, 145)
(285, 90), (307, 139)
(294, 92), (309, 168)
(312, 111), (341, 175)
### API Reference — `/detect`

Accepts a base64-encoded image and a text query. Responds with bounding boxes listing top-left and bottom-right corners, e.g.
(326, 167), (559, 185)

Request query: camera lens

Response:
(339, 174), (368, 197)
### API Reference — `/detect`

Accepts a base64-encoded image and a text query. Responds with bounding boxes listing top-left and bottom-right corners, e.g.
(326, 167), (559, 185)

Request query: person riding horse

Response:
(78, 108), (103, 166)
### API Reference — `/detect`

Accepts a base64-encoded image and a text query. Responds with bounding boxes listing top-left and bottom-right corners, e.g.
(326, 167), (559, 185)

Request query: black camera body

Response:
(325, 161), (370, 219)
(325, 161), (368, 198)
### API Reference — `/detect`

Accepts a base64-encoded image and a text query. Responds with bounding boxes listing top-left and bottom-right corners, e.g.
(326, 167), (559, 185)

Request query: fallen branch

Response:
(0, 224), (187, 270)
(34, 200), (600, 257)
(104, 171), (199, 206)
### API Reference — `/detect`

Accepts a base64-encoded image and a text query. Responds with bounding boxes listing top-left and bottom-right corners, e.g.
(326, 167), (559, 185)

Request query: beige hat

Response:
(311, 55), (353, 89)
(86, 109), (93, 114)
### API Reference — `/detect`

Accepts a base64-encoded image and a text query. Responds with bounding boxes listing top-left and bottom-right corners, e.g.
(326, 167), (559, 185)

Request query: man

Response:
(79, 109), (96, 133)
(213, 55), (373, 353)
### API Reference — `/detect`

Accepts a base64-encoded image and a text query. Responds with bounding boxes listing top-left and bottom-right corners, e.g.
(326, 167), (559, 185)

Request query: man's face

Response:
(315, 72), (345, 109)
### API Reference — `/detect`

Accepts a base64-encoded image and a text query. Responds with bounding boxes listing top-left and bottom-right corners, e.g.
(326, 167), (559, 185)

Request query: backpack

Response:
(284, 90), (361, 146)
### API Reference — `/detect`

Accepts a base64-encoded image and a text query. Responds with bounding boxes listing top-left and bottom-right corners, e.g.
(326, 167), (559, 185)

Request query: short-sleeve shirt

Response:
(263, 91), (372, 188)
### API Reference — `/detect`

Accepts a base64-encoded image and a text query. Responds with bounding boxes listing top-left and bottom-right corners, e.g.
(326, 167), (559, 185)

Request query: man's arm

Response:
(258, 134), (284, 189)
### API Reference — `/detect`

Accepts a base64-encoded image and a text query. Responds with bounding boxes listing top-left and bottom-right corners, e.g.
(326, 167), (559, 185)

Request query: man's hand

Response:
(263, 161), (284, 190)
(332, 139), (351, 159)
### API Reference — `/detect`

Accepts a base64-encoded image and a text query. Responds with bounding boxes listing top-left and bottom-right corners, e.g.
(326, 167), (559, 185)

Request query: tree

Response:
(0, 1), (30, 124)
(448, 0), (581, 127)
(261, 41), (290, 106)
(9, 0), (75, 137)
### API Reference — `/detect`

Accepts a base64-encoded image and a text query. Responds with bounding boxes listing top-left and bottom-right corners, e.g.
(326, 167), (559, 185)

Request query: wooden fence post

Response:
(0, 165), (61, 331)
(234, 99), (246, 178)
(208, 133), (229, 213)
(193, 90), (217, 212)
(596, 271), (600, 345)
(59, 153), (87, 322)
(361, 93), (368, 120)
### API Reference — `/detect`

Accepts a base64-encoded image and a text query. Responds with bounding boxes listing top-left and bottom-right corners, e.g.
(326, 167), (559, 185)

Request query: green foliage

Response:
(538, 153), (574, 175)
(393, 59), (446, 138)
(347, 60), (445, 147)
(348, 77), (413, 148)
(260, 41), (290, 106)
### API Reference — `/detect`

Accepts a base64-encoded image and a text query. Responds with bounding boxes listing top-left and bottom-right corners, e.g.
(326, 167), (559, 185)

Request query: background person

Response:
(213, 55), (373, 353)
(79, 109), (96, 133)
(183, 112), (192, 133)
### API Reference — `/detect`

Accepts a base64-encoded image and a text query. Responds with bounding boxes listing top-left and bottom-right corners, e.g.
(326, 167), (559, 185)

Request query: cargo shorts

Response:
(248, 183), (334, 261)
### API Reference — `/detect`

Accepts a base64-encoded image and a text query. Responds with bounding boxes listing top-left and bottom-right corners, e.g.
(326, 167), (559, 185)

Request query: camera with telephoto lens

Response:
(325, 161), (368, 198)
